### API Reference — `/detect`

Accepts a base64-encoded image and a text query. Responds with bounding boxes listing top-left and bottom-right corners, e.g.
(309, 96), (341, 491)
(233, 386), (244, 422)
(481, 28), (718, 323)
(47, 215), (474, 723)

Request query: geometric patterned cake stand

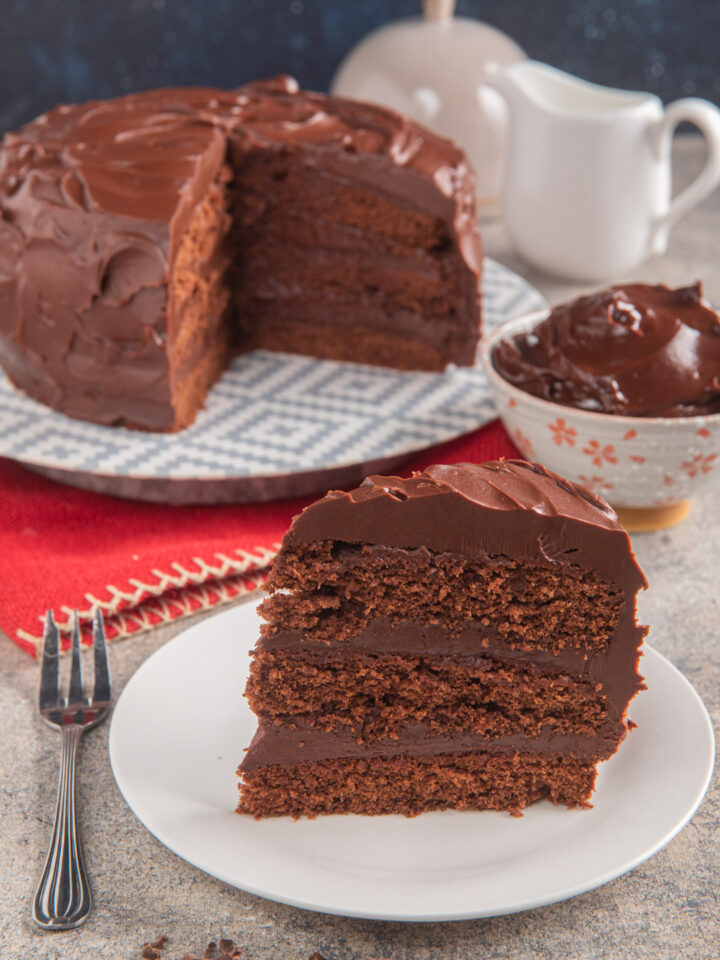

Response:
(0, 258), (544, 504)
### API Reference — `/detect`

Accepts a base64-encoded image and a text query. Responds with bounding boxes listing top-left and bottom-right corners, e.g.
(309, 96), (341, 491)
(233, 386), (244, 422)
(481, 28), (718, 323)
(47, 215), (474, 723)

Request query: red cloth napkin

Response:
(0, 421), (518, 656)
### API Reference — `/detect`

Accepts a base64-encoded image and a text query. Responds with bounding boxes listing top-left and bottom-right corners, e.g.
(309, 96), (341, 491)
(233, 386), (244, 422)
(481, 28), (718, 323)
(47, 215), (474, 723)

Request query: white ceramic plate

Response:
(109, 600), (715, 922)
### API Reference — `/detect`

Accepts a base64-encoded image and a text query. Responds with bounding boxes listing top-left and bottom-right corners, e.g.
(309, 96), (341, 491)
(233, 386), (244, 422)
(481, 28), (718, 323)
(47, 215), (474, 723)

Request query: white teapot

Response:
(331, 0), (525, 215)
(486, 60), (720, 280)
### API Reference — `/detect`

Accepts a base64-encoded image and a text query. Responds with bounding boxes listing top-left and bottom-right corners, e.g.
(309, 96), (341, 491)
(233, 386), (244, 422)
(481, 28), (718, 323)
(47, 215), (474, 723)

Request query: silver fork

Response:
(33, 609), (112, 930)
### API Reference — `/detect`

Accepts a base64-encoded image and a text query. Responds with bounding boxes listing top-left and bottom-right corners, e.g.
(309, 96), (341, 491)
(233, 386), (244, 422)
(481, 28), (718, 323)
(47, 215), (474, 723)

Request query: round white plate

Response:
(0, 259), (543, 488)
(109, 600), (714, 922)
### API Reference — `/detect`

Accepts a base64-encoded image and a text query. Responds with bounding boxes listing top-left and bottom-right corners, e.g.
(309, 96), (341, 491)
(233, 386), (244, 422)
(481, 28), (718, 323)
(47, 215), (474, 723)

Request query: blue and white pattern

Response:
(0, 258), (544, 480)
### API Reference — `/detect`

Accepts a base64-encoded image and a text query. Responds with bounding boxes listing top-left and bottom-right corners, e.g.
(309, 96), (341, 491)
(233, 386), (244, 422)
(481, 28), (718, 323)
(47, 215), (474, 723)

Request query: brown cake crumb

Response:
(141, 936), (170, 959)
(138, 940), (331, 960)
(238, 751), (597, 819)
(246, 650), (608, 741)
(262, 542), (624, 654)
(194, 940), (242, 960)
(140, 937), (241, 960)
(170, 167), (233, 431)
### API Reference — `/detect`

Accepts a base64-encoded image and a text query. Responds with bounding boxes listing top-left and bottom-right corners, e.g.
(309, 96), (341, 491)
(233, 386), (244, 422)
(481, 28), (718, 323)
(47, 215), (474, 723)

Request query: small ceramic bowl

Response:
(480, 309), (720, 531)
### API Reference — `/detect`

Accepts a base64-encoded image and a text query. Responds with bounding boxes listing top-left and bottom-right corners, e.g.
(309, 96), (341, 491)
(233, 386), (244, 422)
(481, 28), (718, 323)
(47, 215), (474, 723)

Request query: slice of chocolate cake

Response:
(237, 460), (647, 818)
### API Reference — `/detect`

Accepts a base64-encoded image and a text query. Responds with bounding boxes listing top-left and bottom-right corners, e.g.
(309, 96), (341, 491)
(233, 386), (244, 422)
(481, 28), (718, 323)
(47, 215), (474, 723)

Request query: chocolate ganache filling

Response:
(492, 282), (720, 417)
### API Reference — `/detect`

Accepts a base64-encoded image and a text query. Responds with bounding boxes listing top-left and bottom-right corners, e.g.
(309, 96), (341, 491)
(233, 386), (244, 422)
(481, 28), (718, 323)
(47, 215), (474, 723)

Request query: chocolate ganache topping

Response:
(0, 77), (479, 227)
(285, 459), (646, 592)
(492, 282), (720, 417)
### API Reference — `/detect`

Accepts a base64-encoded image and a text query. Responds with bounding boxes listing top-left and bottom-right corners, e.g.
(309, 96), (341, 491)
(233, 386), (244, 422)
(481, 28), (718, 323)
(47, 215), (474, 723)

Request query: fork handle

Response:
(33, 725), (92, 930)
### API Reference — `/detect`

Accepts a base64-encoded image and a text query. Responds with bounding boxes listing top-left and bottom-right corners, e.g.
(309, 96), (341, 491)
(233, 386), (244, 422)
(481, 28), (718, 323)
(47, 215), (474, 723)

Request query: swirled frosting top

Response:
(492, 282), (720, 417)
(285, 460), (646, 590)
(0, 75), (476, 236)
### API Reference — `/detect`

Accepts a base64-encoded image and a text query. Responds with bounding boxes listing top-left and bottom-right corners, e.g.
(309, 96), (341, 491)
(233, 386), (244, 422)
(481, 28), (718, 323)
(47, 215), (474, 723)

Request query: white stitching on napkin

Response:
(16, 542), (281, 653)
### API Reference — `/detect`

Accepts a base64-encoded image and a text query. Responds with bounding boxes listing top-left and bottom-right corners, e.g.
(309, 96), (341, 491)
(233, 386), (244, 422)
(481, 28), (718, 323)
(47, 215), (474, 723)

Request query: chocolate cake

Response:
(237, 460), (647, 818)
(492, 282), (720, 417)
(0, 77), (482, 431)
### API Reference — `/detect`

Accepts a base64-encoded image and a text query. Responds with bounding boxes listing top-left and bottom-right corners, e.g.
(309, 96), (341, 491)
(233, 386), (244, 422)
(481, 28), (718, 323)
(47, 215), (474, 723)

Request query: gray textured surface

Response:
(0, 137), (718, 960)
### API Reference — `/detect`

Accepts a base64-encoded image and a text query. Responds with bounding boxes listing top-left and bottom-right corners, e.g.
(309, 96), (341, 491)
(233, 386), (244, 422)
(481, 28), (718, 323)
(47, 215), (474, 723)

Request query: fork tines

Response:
(39, 611), (60, 714)
(40, 609), (111, 712)
(92, 609), (111, 706)
(68, 611), (83, 706)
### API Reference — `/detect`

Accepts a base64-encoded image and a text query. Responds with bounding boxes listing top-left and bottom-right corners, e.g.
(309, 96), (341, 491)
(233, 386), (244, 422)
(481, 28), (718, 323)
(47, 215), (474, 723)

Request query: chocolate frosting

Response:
(0, 77), (482, 429)
(285, 460), (647, 592)
(243, 460), (647, 773)
(240, 717), (624, 773)
(492, 282), (720, 417)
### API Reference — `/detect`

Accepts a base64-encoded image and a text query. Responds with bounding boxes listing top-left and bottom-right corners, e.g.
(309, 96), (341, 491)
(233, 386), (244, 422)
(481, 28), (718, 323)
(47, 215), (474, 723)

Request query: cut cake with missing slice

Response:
(0, 77), (482, 432)
(237, 460), (647, 818)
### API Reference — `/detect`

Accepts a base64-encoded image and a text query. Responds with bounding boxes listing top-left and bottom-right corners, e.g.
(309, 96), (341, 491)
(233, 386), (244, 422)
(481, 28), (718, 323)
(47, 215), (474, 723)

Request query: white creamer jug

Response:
(486, 61), (720, 280)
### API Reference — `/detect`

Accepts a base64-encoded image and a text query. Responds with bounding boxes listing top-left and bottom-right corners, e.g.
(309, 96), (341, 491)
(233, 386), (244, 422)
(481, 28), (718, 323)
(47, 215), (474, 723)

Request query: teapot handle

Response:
(651, 97), (720, 254)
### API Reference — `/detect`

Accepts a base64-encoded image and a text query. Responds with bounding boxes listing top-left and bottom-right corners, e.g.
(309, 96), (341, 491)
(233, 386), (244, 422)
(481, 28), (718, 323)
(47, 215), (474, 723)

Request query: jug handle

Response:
(650, 98), (720, 253)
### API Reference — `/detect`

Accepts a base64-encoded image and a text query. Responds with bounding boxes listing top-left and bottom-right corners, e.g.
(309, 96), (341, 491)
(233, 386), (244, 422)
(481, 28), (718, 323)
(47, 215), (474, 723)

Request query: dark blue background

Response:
(2, 0), (718, 133)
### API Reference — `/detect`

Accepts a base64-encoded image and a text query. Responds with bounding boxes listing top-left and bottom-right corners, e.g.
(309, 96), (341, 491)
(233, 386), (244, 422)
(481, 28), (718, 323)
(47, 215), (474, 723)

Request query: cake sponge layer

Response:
(262, 542), (624, 654)
(237, 751), (597, 819)
(246, 650), (608, 740)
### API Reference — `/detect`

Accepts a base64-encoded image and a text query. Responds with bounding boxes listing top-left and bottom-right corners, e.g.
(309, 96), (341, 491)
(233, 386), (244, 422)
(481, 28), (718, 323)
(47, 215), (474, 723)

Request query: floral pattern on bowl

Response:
(480, 309), (720, 513)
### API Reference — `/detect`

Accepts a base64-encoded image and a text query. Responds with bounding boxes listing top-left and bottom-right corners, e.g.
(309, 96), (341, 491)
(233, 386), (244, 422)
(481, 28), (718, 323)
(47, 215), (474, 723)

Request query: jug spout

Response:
(483, 61), (554, 113)
(482, 63), (520, 106)
(485, 60), (656, 117)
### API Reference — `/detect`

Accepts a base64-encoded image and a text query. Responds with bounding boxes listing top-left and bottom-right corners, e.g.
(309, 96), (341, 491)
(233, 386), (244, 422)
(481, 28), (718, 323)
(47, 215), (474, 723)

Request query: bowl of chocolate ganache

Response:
(480, 282), (720, 530)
